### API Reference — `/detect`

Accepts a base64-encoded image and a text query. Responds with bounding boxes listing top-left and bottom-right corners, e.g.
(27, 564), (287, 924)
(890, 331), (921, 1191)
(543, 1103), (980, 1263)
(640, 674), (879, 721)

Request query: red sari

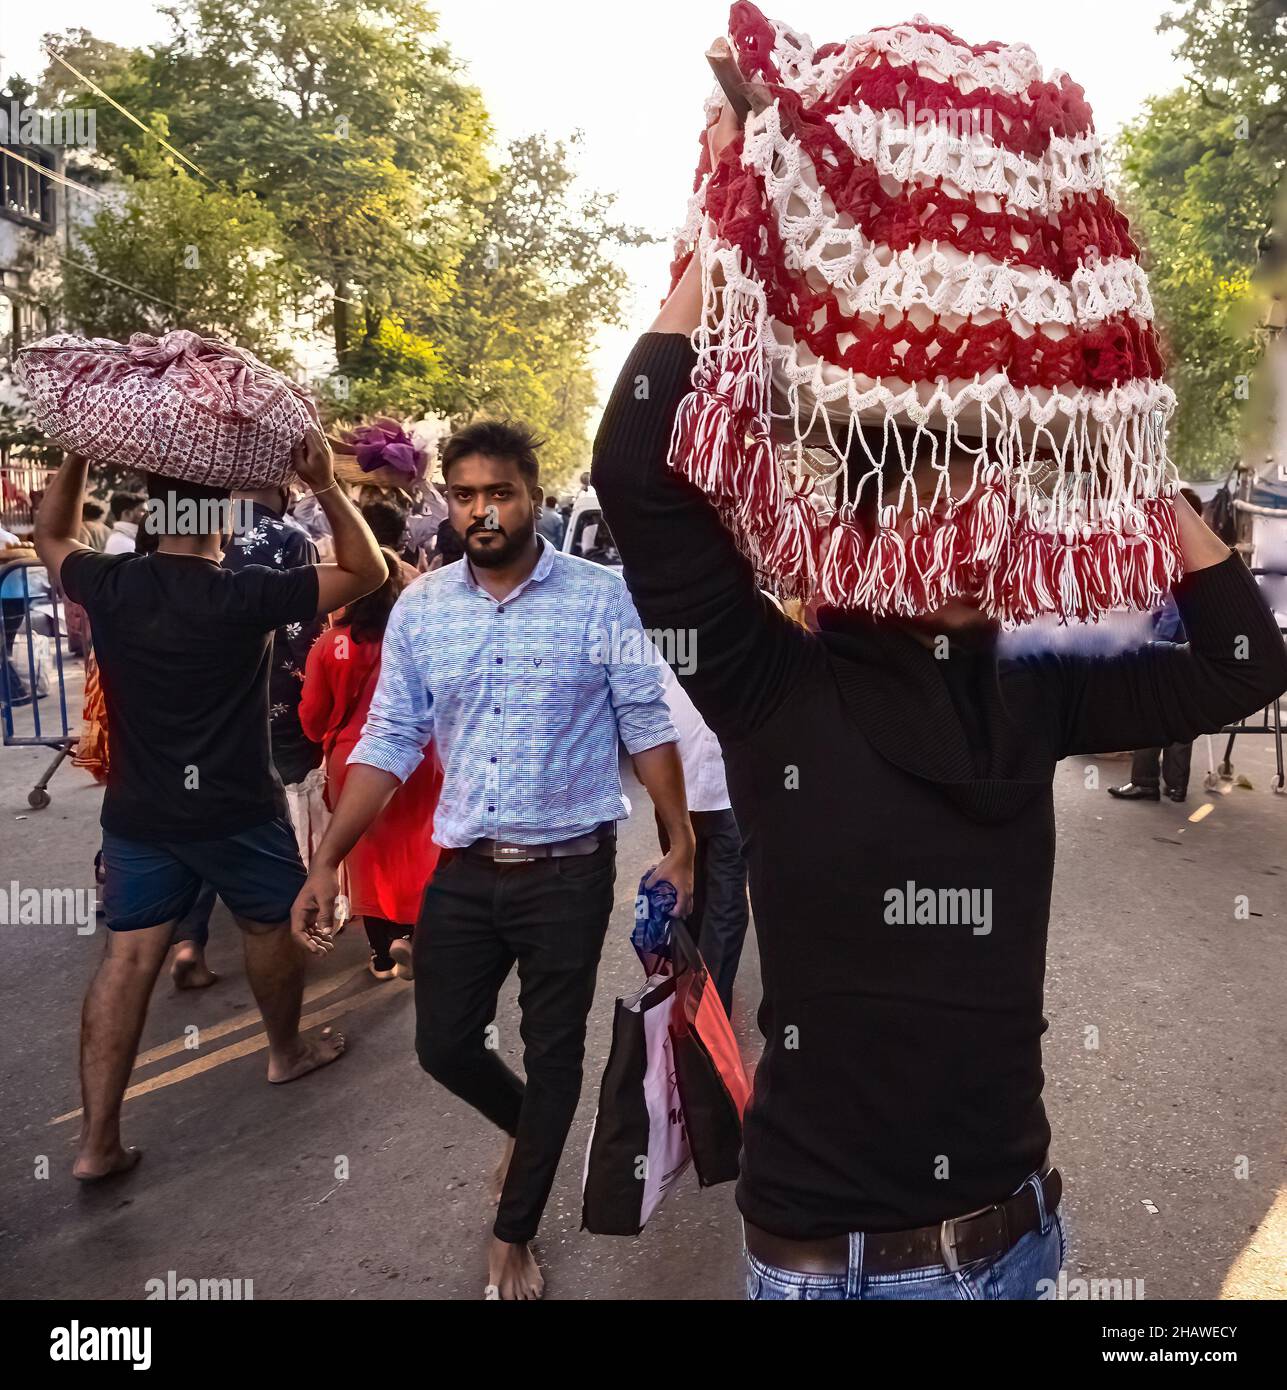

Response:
(299, 625), (442, 925)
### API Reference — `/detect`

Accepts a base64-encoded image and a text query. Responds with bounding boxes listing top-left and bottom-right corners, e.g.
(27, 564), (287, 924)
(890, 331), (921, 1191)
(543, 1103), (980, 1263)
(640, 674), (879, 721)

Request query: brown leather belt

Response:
(745, 1167), (1061, 1277)
(464, 822), (615, 864)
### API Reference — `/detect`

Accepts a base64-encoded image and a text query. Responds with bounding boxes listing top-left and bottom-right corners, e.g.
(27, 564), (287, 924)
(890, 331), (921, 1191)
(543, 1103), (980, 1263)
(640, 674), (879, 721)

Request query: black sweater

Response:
(593, 333), (1287, 1239)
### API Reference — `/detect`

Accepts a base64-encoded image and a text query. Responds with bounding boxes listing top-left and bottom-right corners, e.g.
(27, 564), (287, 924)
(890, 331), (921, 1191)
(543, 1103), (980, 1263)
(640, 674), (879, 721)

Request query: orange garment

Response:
(299, 625), (441, 924)
(73, 651), (109, 782)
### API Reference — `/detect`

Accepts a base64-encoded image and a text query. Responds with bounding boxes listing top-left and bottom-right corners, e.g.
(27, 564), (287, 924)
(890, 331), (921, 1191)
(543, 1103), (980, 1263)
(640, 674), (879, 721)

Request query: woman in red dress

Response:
(299, 549), (442, 979)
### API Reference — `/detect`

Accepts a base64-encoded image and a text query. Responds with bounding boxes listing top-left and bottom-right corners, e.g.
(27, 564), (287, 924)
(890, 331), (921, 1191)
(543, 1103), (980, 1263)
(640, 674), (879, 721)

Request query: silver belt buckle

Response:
(493, 843), (535, 863)
(939, 1218), (961, 1273)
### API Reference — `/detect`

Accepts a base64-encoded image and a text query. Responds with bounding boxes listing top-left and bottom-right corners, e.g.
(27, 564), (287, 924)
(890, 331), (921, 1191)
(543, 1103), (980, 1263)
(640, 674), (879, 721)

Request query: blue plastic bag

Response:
(630, 873), (679, 974)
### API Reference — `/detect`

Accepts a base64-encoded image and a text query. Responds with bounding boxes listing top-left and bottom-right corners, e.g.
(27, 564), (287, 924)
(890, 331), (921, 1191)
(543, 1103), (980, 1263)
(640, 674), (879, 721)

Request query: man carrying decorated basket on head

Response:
(592, 6), (1287, 1301)
(24, 329), (388, 1183)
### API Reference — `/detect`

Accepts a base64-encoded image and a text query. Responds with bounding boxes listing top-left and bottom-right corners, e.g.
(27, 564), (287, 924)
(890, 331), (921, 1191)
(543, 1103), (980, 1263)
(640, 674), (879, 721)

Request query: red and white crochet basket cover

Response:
(670, 5), (1180, 625)
(16, 330), (317, 489)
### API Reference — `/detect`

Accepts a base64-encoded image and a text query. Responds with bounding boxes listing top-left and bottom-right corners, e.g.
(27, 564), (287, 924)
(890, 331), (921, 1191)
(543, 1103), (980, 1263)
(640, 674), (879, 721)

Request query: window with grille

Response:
(1, 146), (56, 234)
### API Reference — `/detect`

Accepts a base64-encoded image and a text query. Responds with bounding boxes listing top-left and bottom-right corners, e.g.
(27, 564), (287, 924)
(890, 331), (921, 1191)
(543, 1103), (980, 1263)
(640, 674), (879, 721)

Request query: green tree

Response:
(1117, 0), (1286, 479)
(62, 144), (301, 357)
(44, 0), (492, 362)
(35, 5), (647, 475)
(322, 314), (447, 420)
(430, 133), (653, 483)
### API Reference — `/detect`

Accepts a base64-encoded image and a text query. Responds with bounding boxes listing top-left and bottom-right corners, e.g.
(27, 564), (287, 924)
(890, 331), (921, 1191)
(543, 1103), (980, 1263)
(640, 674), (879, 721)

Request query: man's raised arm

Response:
(1026, 495), (1287, 758)
(33, 453), (91, 582)
(293, 429), (388, 616)
(592, 108), (814, 743)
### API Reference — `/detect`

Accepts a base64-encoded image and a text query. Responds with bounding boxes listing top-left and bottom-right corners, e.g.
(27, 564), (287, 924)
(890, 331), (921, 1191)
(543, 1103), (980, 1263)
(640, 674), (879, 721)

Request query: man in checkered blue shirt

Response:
(294, 420), (694, 1301)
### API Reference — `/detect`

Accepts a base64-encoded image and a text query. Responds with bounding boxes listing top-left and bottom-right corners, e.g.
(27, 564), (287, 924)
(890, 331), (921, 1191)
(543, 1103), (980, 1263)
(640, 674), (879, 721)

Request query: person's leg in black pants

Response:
(659, 810), (749, 1015)
(1130, 747), (1162, 789)
(494, 840), (615, 1250)
(689, 809), (750, 1015)
(1162, 741), (1193, 798)
(1, 597), (31, 703)
(415, 844), (615, 1298)
(2, 598), (26, 653)
(414, 853), (523, 1141)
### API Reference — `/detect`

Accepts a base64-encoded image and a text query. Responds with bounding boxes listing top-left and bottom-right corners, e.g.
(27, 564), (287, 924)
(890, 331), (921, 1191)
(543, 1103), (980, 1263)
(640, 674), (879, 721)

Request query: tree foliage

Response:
(1117, 0), (1286, 478)
(62, 145), (301, 358)
(25, 1), (645, 483)
(428, 133), (651, 480)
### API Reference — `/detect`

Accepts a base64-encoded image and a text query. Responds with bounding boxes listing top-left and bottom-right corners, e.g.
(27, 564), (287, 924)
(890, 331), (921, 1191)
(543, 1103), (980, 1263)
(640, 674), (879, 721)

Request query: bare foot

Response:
(489, 1137), (516, 1206)
(267, 1026), (346, 1084)
(73, 1146), (143, 1183)
(486, 1237), (544, 1300)
(171, 946), (218, 990)
(388, 937), (414, 980)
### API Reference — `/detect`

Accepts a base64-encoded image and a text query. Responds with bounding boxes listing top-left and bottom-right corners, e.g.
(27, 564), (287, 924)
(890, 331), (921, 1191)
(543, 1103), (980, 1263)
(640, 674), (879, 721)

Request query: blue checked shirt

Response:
(348, 538), (678, 847)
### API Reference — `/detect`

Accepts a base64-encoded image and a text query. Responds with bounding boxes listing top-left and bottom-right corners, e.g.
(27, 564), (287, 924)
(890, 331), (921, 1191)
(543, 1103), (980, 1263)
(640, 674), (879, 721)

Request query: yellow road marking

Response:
(1189, 803), (1214, 824)
(49, 980), (407, 1126)
(132, 963), (367, 1069)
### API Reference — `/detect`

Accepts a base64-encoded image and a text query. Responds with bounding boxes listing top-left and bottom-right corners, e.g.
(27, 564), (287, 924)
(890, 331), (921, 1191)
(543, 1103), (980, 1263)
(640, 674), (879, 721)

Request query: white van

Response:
(561, 487), (622, 573)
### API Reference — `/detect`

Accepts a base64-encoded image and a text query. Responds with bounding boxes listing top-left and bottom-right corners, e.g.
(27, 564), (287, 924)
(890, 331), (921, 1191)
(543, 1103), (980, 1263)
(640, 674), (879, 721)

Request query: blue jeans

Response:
(746, 1173), (1067, 1301)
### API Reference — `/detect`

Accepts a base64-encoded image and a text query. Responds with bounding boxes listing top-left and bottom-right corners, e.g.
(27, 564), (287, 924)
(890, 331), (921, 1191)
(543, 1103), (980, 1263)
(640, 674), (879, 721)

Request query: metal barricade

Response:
(0, 558), (77, 808)
(1202, 567), (1287, 795)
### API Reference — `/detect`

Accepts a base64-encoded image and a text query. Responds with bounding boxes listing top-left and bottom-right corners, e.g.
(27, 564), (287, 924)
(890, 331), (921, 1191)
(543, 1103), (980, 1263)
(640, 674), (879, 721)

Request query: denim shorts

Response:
(101, 816), (306, 932)
(746, 1173), (1068, 1301)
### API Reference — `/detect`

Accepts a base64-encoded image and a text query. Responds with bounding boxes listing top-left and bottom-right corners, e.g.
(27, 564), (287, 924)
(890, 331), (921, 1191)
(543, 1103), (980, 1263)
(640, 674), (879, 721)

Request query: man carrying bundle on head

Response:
(593, 7), (1287, 1300)
(24, 329), (388, 1182)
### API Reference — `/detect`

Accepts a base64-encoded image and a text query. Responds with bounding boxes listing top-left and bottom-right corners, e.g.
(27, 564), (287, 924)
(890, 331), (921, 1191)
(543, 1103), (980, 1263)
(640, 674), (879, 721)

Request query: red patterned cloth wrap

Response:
(669, 5), (1181, 625)
(15, 330), (318, 489)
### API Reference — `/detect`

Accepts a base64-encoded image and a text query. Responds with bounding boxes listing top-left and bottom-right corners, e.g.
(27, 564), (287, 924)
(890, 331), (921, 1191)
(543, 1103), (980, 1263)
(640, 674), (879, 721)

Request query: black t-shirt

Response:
(63, 548), (320, 842)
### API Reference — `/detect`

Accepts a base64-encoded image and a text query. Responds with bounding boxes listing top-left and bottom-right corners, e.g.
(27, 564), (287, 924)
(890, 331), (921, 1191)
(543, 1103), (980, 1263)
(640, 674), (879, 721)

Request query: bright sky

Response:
(1, 1), (1190, 412)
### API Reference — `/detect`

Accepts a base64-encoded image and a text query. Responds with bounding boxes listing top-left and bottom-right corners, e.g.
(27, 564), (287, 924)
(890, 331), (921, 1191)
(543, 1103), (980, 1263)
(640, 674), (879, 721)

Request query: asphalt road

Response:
(0, 726), (1283, 1301)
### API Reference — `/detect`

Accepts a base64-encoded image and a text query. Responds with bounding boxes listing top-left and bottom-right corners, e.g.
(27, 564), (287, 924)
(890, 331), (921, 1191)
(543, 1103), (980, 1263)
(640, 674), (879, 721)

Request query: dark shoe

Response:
(1107, 782), (1160, 801)
(1164, 787), (1187, 802)
(368, 951), (396, 981)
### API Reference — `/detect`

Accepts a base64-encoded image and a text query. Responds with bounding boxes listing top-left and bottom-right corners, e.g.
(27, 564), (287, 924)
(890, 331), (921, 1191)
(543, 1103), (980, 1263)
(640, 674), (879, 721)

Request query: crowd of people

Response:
(26, 403), (760, 1300)
(13, 104), (1284, 1309)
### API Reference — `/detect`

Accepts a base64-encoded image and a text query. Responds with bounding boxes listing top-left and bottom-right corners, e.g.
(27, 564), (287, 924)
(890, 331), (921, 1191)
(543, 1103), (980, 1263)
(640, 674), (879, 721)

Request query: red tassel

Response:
(1092, 529), (1127, 614)
(964, 463), (1010, 568)
(820, 513), (868, 607)
(1145, 503), (1184, 606)
(670, 390), (739, 500)
(733, 429), (782, 545)
(1076, 528), (1103, 619)
(857, 507), (908, 615)
(1143, 494), (1183, 593)
(762, 490), (823, 593)
(929, 501), (963, 600)
(1052, 529), (1086, 620)
(1000, 520), (1055, 625)
(1114, 509), (1153, 610)
(906, 508), (937, 614)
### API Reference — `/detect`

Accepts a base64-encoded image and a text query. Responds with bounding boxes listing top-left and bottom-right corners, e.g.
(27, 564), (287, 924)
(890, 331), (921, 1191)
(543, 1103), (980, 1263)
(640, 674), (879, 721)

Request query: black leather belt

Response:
(745, 1167), (1061, 1277)
(464, 822), (615, 864)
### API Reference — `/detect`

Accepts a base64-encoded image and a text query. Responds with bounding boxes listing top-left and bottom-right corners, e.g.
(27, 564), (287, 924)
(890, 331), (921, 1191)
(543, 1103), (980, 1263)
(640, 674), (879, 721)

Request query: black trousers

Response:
(1131, 742), (1193, 794)
(2, 597), (25, 655)
(657, 807), (750, 1015)
(413, 839), (616, 1244)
